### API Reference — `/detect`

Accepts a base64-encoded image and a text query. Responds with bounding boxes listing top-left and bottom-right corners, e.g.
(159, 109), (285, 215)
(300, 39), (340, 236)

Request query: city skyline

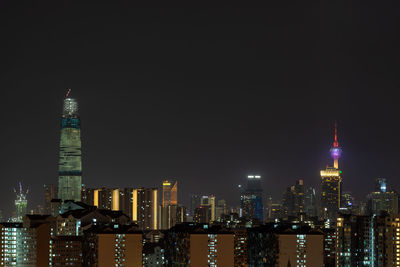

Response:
(0, 91), (398, 218)
(1, 3), (400, 218)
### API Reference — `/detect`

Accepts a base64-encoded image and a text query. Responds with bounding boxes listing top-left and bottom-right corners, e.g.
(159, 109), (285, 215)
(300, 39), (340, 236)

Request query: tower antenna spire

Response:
(330, 121), (342, 169)
(333, 121), (339, 148)
(65, 88), (71, 98)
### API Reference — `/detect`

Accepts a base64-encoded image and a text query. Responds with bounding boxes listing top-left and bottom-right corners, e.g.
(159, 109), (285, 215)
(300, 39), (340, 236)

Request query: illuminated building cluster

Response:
(3, 95), (400, 266)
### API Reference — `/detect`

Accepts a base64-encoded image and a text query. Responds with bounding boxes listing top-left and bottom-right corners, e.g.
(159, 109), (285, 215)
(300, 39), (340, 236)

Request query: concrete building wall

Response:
(216, 234), (234, 266)
(36, 223), (51, 267)
(278, 234), (323, 267)
(190, 235), (209, 267)
(97, 235), (116, 267)
(124, 234), (143, 266)
(97, 233), (142, 267)
(278, 235), (297, 267)
(306, 235), (324, 267)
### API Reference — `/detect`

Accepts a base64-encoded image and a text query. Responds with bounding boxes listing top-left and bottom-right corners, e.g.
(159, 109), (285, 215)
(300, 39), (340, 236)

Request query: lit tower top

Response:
(63, 88), (79, 118)
(329, 122), (342, 169)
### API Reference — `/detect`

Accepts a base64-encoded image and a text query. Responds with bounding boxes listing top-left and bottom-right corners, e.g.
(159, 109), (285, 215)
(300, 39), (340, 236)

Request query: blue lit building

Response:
(58, 95), (82, 202)
(240, 175), (263, 222)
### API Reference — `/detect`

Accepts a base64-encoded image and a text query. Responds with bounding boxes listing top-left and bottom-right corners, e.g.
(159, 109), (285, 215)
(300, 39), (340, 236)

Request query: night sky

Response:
(1, 2), (400, 217)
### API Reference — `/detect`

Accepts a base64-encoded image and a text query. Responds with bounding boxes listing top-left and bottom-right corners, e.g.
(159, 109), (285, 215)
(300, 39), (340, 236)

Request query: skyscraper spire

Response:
(333, 121), (339, 148)
(65, 88), (71, 98)
(330, 121), (342, 169)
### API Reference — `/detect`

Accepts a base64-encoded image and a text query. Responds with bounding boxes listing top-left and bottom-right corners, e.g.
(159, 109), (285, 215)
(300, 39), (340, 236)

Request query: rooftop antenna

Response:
(65, 88), (71, 98)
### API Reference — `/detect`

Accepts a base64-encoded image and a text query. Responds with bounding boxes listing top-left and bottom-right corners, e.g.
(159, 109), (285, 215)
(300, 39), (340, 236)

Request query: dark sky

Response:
(1, 2), (400, 217)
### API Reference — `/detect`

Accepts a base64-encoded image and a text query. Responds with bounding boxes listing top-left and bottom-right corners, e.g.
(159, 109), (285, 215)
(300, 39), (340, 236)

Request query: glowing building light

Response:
(112, 189), (119, 211)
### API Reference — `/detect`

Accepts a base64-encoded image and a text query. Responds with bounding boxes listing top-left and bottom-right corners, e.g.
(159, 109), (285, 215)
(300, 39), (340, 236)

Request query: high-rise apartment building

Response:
(50, 236), (83, 266)
(247, 224), (324, 267)
(241, 175), (263, 222)
(321, 123), (342, 222)
(81, 184), (93, 206)
(58, 92), (82, 202)
(336, 214), (373, 266)
(0, 215), (53, 267)
(92, 187), (134, 220)
(83, 225), (143, 266)
(164, 224), (235, 266)
(93, 187), (113, 210)
(0, 222), (22, 266)
(159, 205), (186, 229)
(281, 179), (305, 218)
(132, 188), (158, 230)
(43, 184), (58, 214)
(373, 214), (400, 266)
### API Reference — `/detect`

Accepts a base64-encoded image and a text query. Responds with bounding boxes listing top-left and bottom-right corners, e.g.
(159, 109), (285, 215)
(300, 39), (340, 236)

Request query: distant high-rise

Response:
(160, 180), (181, 229)
(281, 179), (305, 218)
(44, 184), (58, 214)
(14, 182), (28, 222)
(367, 178), (398, 215)
(132, 188), (158, 230)
(304, 187), (317, 217)
(241, 175), (263, 222)
(321, 123), (342, 221)
(375, 178), (387, 193)
(58, 90), (82, 202)
(190, 194), (201, 216)
(215, 199), (227, 221)
(162, 180), (177, 207)
(81, 185), (94, 206)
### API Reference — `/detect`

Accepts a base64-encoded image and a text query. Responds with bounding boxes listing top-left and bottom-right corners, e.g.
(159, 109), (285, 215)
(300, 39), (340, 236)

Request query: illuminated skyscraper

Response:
(241, 175), (263, 222)
(160, 180), (182, 229)
(58, 90), (82, 202)
(14, 182), (28, 222)
(367, 178), (399, 215)
(321, 123), (342, 221)
(375, 178), (387, 193)
(162, 180), (177, 207)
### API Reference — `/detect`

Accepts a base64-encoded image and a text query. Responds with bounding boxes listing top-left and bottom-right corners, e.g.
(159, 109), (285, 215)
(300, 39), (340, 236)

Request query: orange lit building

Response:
(162, 180), (177, 207)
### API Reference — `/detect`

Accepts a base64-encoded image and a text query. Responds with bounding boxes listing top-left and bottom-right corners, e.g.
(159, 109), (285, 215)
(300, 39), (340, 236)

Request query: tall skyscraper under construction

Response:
(58, 90), (82, 202)
(320, 122), (342, 221)
(14, 182), (28, 222)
